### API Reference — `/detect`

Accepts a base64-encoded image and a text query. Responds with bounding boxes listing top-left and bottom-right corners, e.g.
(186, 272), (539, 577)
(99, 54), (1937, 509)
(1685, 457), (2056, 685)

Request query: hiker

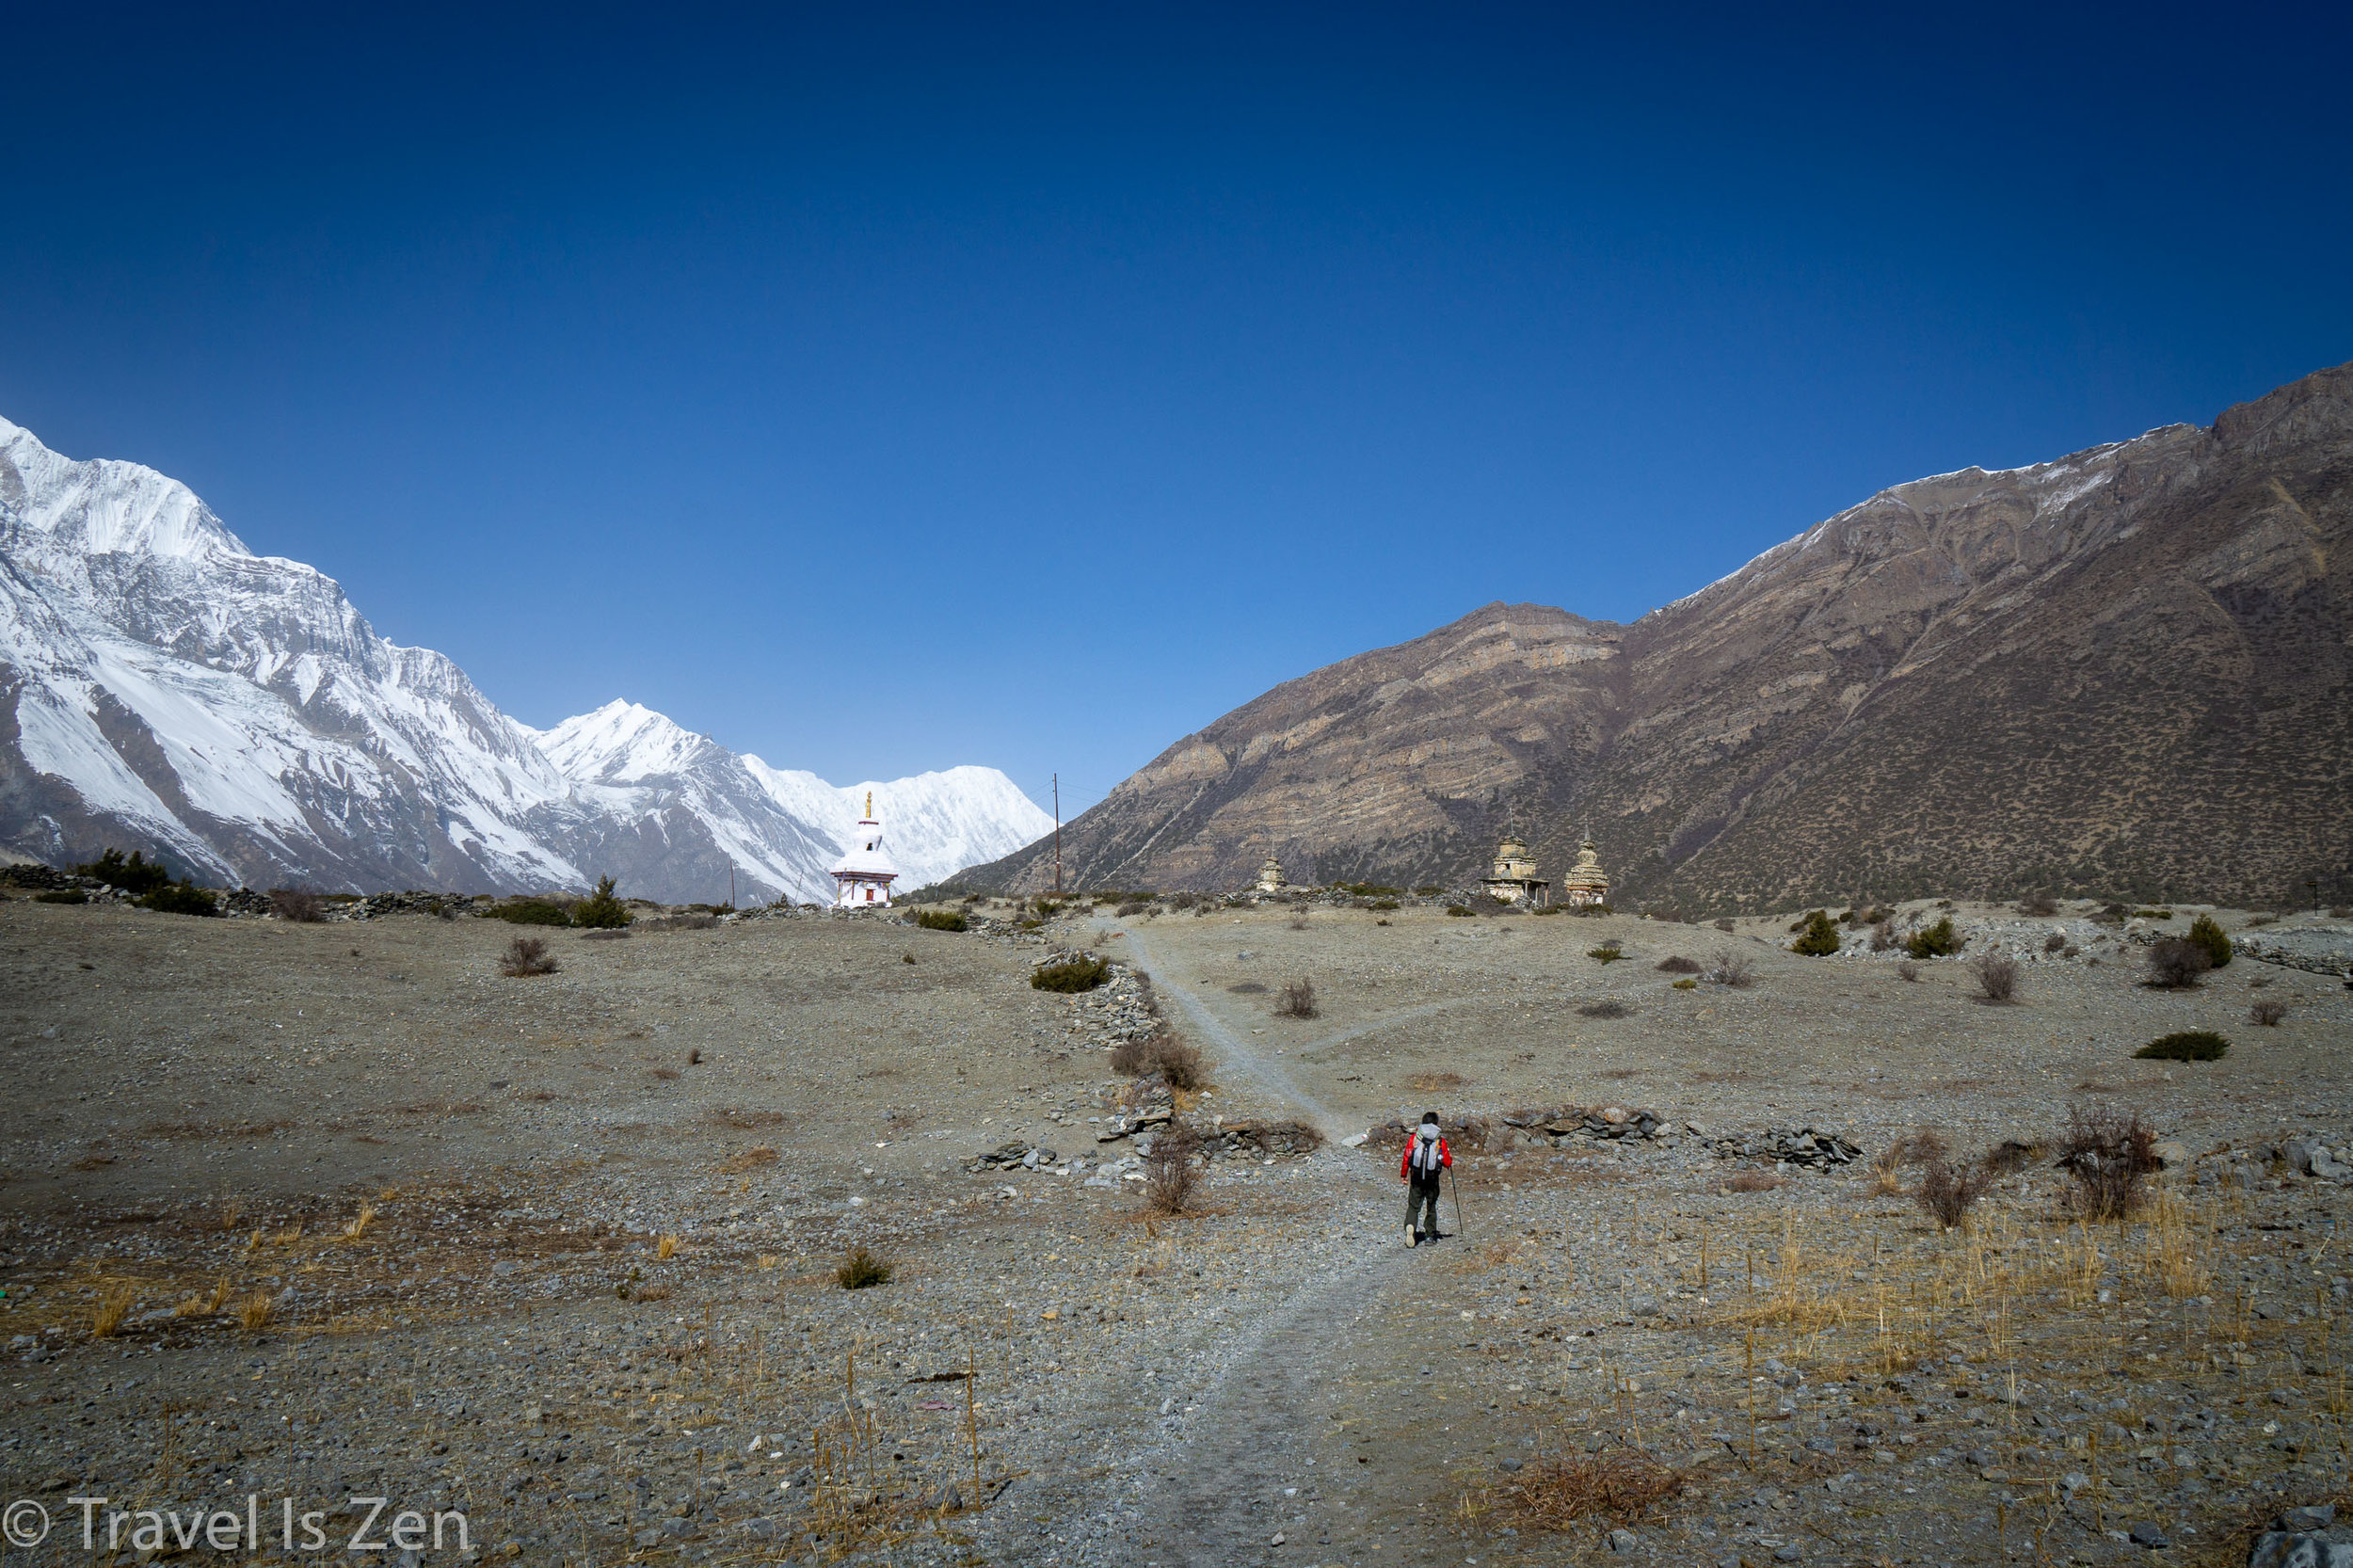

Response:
(1401, 1112), (1449, 1246)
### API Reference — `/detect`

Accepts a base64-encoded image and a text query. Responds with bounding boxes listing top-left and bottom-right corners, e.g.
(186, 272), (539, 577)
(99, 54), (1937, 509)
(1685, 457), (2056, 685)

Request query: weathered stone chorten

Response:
(1561, 833), (1609, 908)
(1483, 834), (1550, 906)
(1255, 856), (1287, 893)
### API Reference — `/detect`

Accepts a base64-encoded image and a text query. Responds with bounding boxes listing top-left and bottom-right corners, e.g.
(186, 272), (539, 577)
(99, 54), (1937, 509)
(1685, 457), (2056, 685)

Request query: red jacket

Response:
(1400, 1136), (1450, 1180)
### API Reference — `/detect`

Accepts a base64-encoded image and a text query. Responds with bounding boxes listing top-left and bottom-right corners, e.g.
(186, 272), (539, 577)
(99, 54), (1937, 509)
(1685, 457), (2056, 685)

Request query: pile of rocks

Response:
(218, 888), (274, 917)
(1498, 1105), (1680, 1147)
(1068, 964), (1160, 1047)
(0, 863), (103, 892)
(1095, 1106), (1174, 1144)
(1704, 1125), (1864, 1168)
(321, 890), (476, 920)
(2234, 928), (2353, 980)
(969, 1142), (1062, 1173)
(2285, 1139), (2353, 1182)
(1200, 1118), (1321, 1160)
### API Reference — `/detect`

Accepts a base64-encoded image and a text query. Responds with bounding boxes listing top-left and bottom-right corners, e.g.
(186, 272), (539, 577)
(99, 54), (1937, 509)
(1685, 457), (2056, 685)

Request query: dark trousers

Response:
(1405, 1175), (1442, 1234)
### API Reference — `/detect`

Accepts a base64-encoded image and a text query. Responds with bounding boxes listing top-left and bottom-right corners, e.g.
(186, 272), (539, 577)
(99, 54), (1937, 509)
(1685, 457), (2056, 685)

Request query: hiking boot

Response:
(1404, 1225), (1418, 1248)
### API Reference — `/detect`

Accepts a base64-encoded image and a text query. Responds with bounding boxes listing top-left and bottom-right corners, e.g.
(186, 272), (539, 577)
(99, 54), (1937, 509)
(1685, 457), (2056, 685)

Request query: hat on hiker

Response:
(1420, 1112), (1441, 1128)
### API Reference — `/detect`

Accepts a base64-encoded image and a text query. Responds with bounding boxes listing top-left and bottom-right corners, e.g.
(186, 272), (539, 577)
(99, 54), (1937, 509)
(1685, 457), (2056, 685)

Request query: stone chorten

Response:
(1561, 833), (1609, 908)
(1256, 856), (1287, 893)
(1483, 834), (1550, 906)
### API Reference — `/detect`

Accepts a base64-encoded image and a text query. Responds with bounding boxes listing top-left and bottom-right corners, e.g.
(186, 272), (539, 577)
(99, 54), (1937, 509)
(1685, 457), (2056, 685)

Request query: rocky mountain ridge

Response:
(0, 417), (1051, 901)
(960, 361), (2353, 910)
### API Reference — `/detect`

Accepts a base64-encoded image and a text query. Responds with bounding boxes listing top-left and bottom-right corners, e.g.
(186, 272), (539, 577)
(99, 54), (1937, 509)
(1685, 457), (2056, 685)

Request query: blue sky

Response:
(5, 4), (2348, 816)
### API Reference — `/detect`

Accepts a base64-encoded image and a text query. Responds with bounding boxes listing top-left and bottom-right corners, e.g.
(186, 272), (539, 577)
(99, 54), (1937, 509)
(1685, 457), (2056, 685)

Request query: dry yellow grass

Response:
(235, 1291), (274, 1332)
(1487, 1450), (1690, 1530)
(656, 1234), (680, 1260)
(171, 1278), (232, 1318)
(340, 1201), (376, 1240)
(2143, 1188), (2211, 1299)
(90, 1283), (136, 1339)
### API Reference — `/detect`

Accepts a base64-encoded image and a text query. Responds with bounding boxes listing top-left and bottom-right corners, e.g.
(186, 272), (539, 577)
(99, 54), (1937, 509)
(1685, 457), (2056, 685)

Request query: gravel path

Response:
(1068, 926), (1460, 1568)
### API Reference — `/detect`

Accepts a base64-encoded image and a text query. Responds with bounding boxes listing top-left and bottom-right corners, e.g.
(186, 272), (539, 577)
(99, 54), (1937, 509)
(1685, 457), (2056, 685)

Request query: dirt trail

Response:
(1118, 926), (1353, 1140)
(1070, 928), (1490, 1567)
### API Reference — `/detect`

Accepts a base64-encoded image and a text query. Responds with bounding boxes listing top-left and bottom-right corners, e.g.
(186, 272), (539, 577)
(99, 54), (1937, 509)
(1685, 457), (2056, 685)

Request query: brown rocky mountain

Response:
(961, 362), (2353, 912)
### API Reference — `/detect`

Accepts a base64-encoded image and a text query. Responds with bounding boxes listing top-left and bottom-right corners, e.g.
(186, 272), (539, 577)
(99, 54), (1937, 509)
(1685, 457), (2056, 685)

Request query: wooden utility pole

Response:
(1053, 773), (1063, 895)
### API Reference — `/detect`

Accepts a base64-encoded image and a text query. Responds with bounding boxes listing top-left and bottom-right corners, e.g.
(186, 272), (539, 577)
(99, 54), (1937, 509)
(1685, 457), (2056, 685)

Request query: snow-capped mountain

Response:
(0, 416), (1051, 902)
(738, 756), (1056, 891)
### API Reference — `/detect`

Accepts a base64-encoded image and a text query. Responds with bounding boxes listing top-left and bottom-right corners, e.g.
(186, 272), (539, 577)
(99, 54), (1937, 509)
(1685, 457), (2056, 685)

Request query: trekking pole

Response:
(1447, 1163), (1466, 1241)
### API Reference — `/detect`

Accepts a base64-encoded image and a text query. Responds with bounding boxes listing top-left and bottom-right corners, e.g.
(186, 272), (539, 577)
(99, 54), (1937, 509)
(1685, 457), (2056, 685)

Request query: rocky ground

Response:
(2, 891), (2351, 1566)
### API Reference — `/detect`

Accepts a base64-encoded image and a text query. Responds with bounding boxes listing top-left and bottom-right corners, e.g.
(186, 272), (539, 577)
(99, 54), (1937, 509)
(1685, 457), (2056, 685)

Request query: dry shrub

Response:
(1577, 1000), (1630, 1018)
(2058, 1104), (2159, 1219)
(1724, 1171), (1779, 1193)
(1142, 1125), (1201, 1215)
(498, 936), (559, 977)
(270, 888), (327, 922)
(1713, 918), (1736, 933)
(1655, 954), (1702, 973)
(1492, 1450), (1689, 1531)
(1407, 1070), (1466, 1093)
(1915, 1152), (1993, 1229)
(631, 1283), (675, 1303)
(2016, 891), (2060, 917)
(1895, 959), (1921, 982)
(1869, 920), (1897, 951)
(641, 913), (718, 932)
(1971, 951), (2019, 1003)
(722, 1144), (779, 1173)
(2144, 936), (2211, 989)
(90, 1283), (136, 1339)
(836, 1245), (893, 1289)
(1705, 952), (1754, 988)
(1273, 977), (1319, 1018)
(1225, 981), (1267, 995)
(1288, 914), (1311, 931)
(2250, 999), (2288, 1027)
(1110, 1032), (1208, 1090)
(1866, 1131), (1945, 1195)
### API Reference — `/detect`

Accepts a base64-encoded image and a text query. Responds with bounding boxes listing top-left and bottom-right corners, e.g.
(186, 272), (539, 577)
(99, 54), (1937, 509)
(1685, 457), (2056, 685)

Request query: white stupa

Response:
(829, 792), (900, 908)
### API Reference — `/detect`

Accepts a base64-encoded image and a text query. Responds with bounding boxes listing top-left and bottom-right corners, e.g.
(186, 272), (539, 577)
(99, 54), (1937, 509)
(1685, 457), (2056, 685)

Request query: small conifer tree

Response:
(2186, 913), (2233, 970)
(75, 848), (173, 895)
(571, 875), (633, 930)
(1790, 909), (1841, 956)
(1905, 916), (1961, 959)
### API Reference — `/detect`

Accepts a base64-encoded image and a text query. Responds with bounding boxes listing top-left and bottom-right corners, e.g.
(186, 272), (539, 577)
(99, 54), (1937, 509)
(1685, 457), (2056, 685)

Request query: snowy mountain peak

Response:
(0, 414), (1053, 901)
(536, 699), (721, 784)
(1, 415), (248, 564)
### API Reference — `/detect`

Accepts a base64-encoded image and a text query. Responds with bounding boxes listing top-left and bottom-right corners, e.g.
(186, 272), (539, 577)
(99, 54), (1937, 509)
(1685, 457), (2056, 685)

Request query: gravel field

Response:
(4, 893), (2352, 1566)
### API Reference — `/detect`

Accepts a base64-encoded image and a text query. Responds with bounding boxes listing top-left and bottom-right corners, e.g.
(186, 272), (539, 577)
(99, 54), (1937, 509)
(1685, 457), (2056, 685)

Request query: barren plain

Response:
(3, 893), (2352, 1567)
